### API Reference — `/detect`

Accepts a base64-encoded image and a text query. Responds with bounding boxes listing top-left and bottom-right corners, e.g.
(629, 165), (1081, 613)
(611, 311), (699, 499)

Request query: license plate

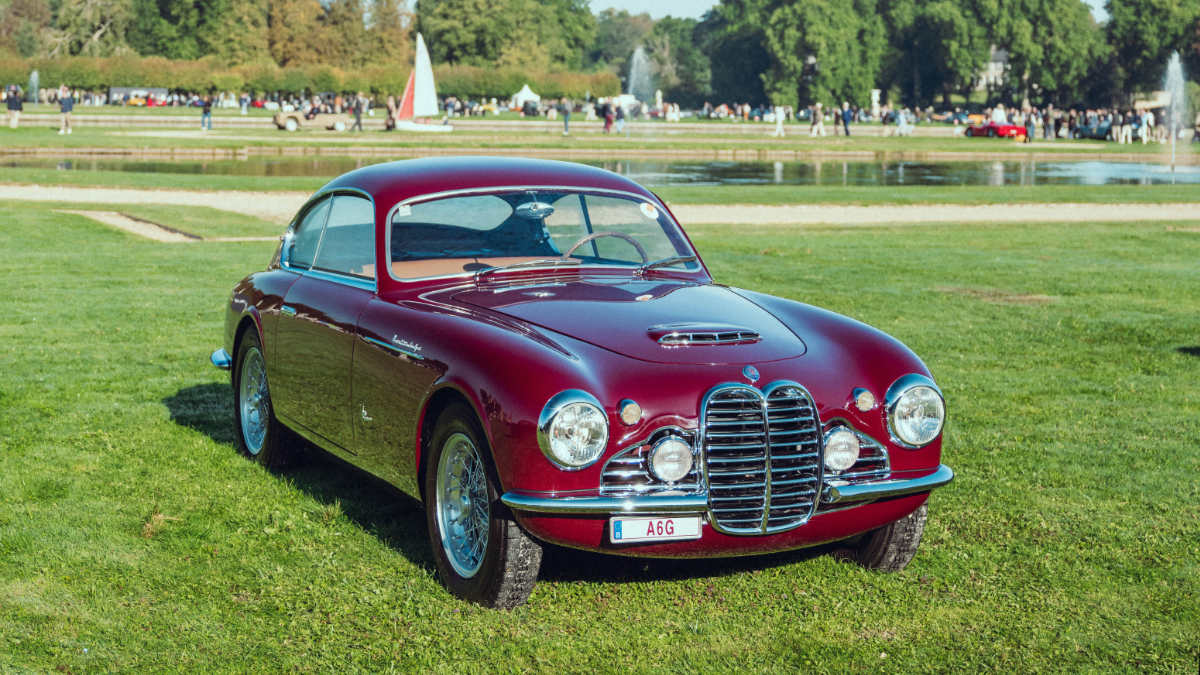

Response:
(609, 516), (702, 543)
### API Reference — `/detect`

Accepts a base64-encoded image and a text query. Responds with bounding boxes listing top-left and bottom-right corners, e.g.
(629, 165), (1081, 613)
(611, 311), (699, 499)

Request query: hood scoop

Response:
(649, 323), (762, 346)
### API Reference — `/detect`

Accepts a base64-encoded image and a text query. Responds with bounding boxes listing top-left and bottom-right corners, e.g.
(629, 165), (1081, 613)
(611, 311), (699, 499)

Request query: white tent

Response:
(512, 84), (541, 109)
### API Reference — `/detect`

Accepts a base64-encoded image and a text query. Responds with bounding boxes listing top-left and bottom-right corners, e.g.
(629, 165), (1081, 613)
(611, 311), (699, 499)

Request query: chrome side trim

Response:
(501, 492), (708, 515)
(361, 334), (425, 360)
(210, 348), (232, 370)
(822, 464), (954, 505)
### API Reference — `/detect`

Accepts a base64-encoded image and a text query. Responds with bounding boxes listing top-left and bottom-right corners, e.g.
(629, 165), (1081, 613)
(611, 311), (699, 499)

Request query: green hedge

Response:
(0, 56), (620, 100)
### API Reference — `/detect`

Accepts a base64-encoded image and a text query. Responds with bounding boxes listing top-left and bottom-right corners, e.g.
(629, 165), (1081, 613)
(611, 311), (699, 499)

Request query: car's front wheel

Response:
(424, 403), (542, 609)
(848, 503), (927, 572)
(233, 330), (288, 468)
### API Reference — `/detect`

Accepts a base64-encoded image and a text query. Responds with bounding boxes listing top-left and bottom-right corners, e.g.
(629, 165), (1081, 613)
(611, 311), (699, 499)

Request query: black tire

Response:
(232, 329), (289, 468)
(424, 403), (542, 609)
(987, 127), (996, 138)
(965, 128), (974, 137)
(850, 503), (927, 572)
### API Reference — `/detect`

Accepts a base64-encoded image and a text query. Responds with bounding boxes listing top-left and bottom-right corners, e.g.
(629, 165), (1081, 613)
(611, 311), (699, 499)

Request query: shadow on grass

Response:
(164, 383), (846, 585)
(1176, 346), (1200, 357)
(163, 383), (432, 569)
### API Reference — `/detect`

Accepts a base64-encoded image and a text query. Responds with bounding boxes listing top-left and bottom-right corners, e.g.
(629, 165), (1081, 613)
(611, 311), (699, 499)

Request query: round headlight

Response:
(887, 378), (945, 448)
(649, 437), (693, 483)
(538, 391), (609, 469)
(824, 428), (860, 472)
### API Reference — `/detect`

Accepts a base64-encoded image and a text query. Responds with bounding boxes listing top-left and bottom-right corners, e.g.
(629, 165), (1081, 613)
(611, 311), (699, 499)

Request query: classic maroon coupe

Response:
(212, 157), (952, 608)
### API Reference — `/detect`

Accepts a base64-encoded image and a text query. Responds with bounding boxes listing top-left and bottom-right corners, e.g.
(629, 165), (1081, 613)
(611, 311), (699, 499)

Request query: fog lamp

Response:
(648, 437), (693, 483)
(824, 428), (860, 472)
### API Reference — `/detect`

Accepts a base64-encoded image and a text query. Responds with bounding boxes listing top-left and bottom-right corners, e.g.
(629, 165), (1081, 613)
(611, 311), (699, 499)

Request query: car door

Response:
(272, 193), (376, 450)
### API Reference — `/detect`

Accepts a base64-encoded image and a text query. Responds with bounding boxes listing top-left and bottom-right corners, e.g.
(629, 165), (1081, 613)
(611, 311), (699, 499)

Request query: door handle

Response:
(280, 305), (297, 317)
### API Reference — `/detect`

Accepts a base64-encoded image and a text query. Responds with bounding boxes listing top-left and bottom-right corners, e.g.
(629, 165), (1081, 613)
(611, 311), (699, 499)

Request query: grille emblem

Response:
(742, 365), (760, 382)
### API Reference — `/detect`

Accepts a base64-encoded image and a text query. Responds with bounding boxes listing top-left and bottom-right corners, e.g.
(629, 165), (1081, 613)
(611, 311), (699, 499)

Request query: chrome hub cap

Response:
(239, 347), (269, 455)
(435, 432), (489, 578)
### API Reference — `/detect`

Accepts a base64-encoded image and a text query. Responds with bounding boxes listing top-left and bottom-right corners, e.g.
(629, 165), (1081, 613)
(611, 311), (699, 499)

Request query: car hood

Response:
(449, 278), (805, 364)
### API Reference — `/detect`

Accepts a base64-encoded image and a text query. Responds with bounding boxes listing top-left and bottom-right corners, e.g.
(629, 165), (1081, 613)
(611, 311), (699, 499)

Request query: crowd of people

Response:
(6, 80), (1200, 143)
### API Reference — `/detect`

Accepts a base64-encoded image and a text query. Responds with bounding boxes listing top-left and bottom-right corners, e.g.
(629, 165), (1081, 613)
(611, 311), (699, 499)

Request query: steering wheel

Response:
(562, 231), (648, 264)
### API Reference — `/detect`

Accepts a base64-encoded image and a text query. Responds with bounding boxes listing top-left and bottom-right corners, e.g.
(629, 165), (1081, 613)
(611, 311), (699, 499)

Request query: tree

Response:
(52, 0), (134, 56)
(587, 8), (653, 79)
(203, 0), (270, 65)
(1106, 0), (1200, 96)
(696, 4), (769, 104)
(267, 0), (322, 66)
(647, 16), (710, 106)
(419, 0), (593, 69)
(881, 0), (989, 106)
(0, 0), (53, 57)
(367, 0), (412, 65)
(759, 0), (885, 106)
(980, 0), (1107, 104)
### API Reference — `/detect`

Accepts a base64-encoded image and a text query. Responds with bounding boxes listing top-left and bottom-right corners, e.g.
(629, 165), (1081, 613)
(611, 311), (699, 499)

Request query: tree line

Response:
(1, 0), (1197, 107)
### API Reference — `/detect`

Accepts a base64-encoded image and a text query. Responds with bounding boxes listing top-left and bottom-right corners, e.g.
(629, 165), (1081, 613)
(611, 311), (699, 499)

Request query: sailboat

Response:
(394, 33), (452, 132)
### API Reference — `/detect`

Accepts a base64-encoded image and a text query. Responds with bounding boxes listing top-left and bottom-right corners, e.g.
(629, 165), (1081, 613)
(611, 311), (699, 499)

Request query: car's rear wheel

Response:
(233, 330), (288, 468)
(333, 120), (346, 132)
(848, 503), (927, 572)
(965, 127), (974, 137)
(424, 403), (542, 609)
(987, 127), (996, 138)
(284, 117), (298, 132)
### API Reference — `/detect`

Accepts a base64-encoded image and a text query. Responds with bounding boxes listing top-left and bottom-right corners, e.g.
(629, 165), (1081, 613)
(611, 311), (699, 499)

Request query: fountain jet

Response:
(1164, 52), (1188, 179)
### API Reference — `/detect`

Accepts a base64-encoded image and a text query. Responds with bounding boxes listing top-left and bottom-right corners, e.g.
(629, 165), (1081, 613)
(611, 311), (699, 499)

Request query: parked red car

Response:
(964, 121), (1026, 138)
(212, 157), (953, 608)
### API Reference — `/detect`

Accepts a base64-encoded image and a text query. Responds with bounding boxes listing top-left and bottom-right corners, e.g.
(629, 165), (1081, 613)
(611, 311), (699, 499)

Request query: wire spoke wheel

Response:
(435, 432), (490, 578)
(238, 346), (269, 455)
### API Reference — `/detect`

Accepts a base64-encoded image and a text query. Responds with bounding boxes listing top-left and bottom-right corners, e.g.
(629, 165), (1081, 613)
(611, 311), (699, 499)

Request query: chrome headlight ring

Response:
(537, 389), (610, 470)
(885, 373), (946, 449)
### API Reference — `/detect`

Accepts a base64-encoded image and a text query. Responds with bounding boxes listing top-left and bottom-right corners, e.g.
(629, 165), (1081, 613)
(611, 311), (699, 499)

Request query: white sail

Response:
(413, 33), (439, 118)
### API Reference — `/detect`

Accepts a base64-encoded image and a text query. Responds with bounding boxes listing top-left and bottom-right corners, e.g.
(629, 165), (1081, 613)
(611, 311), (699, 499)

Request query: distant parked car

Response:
(211, 157), (953, 608)
(272, 110), (352, 132)
(964, 121), (1025, 138)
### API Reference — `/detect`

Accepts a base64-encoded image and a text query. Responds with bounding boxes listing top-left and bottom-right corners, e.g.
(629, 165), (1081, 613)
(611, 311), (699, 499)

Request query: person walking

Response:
(201, 95), (212, 130)
(6, 85), (23, 129)
(601, 98), (613, 134)
(351, 92), (364, 132)
(773, 104), (785, 137)
(841, 101), (852, 136)
(615, 103), (625, 134)
(1024, 109), (1035, 143)
(810, 102), (825, 137)
(58, 85), (74, 134)
(560, 97), (571, 135)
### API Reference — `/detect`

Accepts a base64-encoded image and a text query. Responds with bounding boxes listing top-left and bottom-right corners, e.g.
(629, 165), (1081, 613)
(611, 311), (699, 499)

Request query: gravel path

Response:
(3, 184), (1198, 228)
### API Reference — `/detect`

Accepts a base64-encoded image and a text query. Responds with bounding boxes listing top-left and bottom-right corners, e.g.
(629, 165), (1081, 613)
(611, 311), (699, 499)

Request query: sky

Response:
(587, 0), (1109, 22)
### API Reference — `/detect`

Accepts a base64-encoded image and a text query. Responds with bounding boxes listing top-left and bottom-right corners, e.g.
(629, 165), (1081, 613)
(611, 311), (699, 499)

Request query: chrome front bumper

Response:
(502, 464), (954, 516)
(211, 348), (232, 370)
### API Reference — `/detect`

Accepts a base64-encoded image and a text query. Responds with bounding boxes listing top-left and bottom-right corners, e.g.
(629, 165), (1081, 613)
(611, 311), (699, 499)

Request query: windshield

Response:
(387, 190), (699, 280)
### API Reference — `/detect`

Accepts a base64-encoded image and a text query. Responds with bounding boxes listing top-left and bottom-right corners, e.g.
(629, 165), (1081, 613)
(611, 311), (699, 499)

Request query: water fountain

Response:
(1164, 52), (1188, 179)
(626, 47), (654, 108)
(27, 69), (38, 103)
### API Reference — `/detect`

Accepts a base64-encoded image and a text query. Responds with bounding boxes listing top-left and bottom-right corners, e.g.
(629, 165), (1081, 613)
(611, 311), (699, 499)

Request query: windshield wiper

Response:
(639, 255), (697, 274)
(475, 257), (581, 281)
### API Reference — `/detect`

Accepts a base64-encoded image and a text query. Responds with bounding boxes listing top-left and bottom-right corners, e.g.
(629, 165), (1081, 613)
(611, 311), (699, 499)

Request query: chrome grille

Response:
(702, 382), (823, 534)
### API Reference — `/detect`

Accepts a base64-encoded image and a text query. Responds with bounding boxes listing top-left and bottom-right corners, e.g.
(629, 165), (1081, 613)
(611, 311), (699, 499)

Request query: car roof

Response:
(319, 156), (658, 206)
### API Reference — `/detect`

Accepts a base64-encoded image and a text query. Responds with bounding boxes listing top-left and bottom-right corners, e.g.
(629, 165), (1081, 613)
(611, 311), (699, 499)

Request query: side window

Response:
(312, 195), (376, 279)
(287, 197), (330, 270)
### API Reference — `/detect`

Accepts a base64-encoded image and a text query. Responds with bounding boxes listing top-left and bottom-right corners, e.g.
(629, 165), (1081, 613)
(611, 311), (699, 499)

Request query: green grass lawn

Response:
(1, 203), (1197, 670)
